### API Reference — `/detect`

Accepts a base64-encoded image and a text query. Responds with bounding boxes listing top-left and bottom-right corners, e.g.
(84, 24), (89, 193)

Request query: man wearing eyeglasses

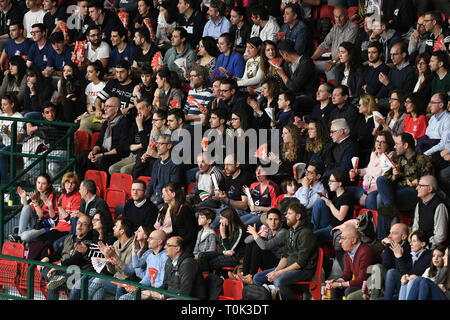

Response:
(412, 175), (448, 248)
(408, 16), (428, 62)
(26, 23), (52, 71)
(423, 11), (445, 54)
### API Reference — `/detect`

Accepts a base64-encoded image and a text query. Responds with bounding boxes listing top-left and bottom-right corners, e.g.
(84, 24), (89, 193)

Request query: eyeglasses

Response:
(156, 142), (168, 145)
(329, 129), (340, 134)
(375, 140), (387, 144)
(76, 221), (90, 226)
(92, 218), (100, 222)
(429, 100), (442, 104)
(416, 23), (424, 27)
(417, 184), (430, 188)
(305, 170), (315, 175)
(30, 31), (42, 35)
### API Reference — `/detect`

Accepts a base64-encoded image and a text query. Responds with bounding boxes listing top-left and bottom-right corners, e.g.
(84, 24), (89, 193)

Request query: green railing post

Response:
(9, 121), (17, 186)
(26, 263), (35, 300)
(80, 274), (89, 300)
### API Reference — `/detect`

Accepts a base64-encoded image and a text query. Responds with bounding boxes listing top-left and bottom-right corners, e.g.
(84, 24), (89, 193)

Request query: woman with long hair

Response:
(79, 60), (106, 135)
(56, 61), (86, 123)
(11, 173), (58, 243)
(259, 40), (284, 88)
(123, 225), (152, 280)
(249, 77), (279, 129)
(229, 6), (251, 55)
(403, 92), (428, 140)
(196, 36), (219, 80)
(154, 182), (198, 253)
(413, 52), (432, 103)
(335, 41), (363, 103)
(300, 117), (330, 164)
(23, 65), (54, 119)
(311, 170), (353, 244)
(0, 55), (27, 104)
(347, 131), (395, 211)
(198, 207), (247, 273)
(152, 67), (184, 111)
(155, 0), (177, 49)
(375, 89), (407, 138)
(236, 37), (263, 89)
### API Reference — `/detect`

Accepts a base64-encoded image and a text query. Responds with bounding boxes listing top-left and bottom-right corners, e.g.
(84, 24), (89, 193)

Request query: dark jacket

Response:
(396, 249), (432, 276)
(283, 218), (318, 272)
(170, 205), (200, 254)
(48, 231), (94, 271)
(317, 136), (358, 178)
(281, 55), (316, 97)
(78, 195), (109, 219)
(96, 115), (130, 157)
(381, 241), (411, 270)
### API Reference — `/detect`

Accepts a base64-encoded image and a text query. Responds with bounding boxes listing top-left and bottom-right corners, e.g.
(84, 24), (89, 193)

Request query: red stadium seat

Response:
(105, 188), (127, 219)
(109, 173), (133, 199)
(74, 130), (90, 155)
(293, 247), (324, 300)
(137, 176), (151, 188)
(85, 170), (108, 198)
(218, 279), (244, 300)
(89, 131), (100, 150)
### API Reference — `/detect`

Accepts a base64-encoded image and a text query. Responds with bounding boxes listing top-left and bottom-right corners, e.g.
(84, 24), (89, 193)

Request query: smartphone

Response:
(317, 192), (326, 198)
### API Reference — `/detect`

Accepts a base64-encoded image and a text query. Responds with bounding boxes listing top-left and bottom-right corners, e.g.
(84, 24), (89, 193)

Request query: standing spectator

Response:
(87, 0), (122, 45)
(202, 0), (230, 40)
(325, 224), (380, 300)
(412, 175), (449, 248)
(68, 0), (92, 42)
(279, 3), (309, 56)
(253, 202), (318, 300)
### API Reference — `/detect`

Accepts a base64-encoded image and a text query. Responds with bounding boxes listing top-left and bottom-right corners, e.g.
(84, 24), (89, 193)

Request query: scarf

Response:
(102, 115), (123, 151)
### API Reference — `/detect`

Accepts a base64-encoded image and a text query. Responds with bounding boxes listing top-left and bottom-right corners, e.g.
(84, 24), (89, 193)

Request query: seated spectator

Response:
(378, 230), (432, 300)
(418, 93), (450, 156)
(26, 23), (52, 71)
(0, 56), (27, 105)
(217, 77), (253, 121)
(145, 134), (182, 206)
(279, 3), (310, 56)
(79, 61), (106, 135)
(412, 175), (449, 248)
(176, 0), (206, 49)
(193, 208), (217, 261)
(0, 93), (25, 183)
(122, 225), (152, 281)
(184, 64), (214, 125)
(352, 93), (384, 167)
(347, 131), (395, 211)
(359, 41), (391, 99)
(276, 39), (316, 100)
(310, 5), (359, 82)
(131, 64), (156, 108)
(316, 118), (358, 179)
(308, 82), (335, 124)
(298, 118), (330, 165)
(55, 61), (86, 123)
(200, 108), (228, 163)
(197, 207), (246, 273)
(210, 153), (251, 227)
(334, 41), (363, 103)
(132, 27), (160, 70)
(269, 177), (300, 217)
(202, 0), (231, 40)
(429, 50), (450, 97)
(254, 77), (280, 126)
(353, 16), (372, 66)
(76, 179), (110, 221)
(328, 85), (359, 134)
(132, 0), (158, 36)
(10, 173), (58, 243)
(118, 229), (168, 300)
(412, 52), (432, 102)
(163, 26), (196, 82)
(346, 222), (410, 300)
(311, 170), (353, 244)
(229, 6), (251, 55)
(23, 0), (46, 40)
(369, 16), (402, 66)
(408, 16), (428, 63)
(236, 37), (263, 90)
(375, 89), (407, 138)
(434, 131), (450, 195)
(211, 32), (245, 80)
(120, 179), (159, 232)
(403, 92), (428, 140)
(423, 11), (446, 55)
(82, 25), (110, 70)
(259, 40), (284, 88)
(108, 98), (152, 175)
(253, 202), (318, 300)
(26, 172), (83, 260)
(88, 216), (134, 300)
(187, 152), (225, 210)
(241, 164), (280, 228)
(107, 25), (136, 78)
(294, 161), (327, 210)
(0, 21), (32, 71)
(46, 32), (73, 78)
(152, 67), (184, 111)
(68, 0), (92, 42)
(196, 36), (219, 80)
(376, 133), (433, 240)
(234, 208), (287, 283)
(325, 224), (381, 300)
(272, 90), (295, 130)
(248, 5), (280, 42)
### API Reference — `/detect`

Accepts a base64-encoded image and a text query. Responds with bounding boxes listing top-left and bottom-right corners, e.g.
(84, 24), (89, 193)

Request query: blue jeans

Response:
(18, 205), (36, 237)
(88, 277), (121, 300)
(406, 276), (448, 300)
(346, 186), (378, 210)
(378, 268), (401, 300)
(438, 166), (450, 195)
(311, 199), (333, 243)
(240, 212), (263, 228)
(398, 278), (417, 300)
(253, 267), (313, 300)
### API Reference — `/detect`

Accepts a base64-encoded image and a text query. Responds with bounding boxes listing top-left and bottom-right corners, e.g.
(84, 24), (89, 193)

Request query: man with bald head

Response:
(412, 175), (449, 248)
(76, 96), (130, 179)
(119, 229), (168, 300)
(325, 225), (380, 300)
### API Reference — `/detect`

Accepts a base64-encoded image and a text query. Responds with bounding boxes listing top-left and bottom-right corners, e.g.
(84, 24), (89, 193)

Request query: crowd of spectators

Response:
(1, 0), (450, 301)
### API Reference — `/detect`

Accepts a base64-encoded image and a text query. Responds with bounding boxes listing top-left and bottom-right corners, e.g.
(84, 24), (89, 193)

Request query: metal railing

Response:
(0, 116), (78, 246)
(0, 254), (196, 300)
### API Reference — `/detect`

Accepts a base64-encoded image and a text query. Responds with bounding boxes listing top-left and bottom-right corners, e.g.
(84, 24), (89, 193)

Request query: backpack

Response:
(242, 284), (272, 300)
(356, 210), (377, 245)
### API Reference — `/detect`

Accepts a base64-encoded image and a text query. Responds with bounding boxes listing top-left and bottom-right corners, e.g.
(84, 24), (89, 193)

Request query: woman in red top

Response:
(402, 92), (428, 140)
(12, 173), (58, 243)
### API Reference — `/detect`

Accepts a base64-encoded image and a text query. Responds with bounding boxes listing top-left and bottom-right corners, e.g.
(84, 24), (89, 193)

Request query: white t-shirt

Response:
(87, 41), (111, 63)
(250, 16), (280, 42)
(85, 81), (106, 105)
(23, 9), (46, 38)
(0, 112), (25, 146)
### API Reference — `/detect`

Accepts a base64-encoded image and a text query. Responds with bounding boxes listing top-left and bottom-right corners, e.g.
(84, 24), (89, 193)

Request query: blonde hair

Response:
(359, 94), (379, 115)
(281, 124), (301, 163)
(61, 172), (80, 193)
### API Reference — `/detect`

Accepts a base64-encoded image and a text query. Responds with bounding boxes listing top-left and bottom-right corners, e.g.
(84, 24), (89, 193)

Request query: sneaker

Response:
(8, 234), (21, 243)
(47, 275), (67, 290)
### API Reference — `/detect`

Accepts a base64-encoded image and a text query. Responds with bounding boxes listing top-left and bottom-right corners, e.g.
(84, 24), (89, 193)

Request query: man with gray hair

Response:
(316, 118), (358, 179)
(145, 134), (182, 206)
(202, 0), (230, 40)
(412, 175), (449, 248)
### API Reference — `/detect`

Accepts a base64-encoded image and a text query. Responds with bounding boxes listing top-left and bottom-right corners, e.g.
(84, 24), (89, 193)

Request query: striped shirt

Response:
(184, 87), (214, 122)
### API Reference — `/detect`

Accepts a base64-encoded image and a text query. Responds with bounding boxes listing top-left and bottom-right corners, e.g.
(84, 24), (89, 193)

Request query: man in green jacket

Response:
(163, 26), (196, 83)
(253, 202), (319, 299)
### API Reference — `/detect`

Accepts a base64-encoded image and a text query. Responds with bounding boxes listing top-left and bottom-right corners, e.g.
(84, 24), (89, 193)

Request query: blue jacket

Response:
(211, 52), (245, 81)
(146, 156), (182, 204)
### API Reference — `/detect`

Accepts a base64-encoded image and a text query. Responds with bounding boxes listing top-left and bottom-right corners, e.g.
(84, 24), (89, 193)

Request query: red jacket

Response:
(341, 242), (381, 288)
